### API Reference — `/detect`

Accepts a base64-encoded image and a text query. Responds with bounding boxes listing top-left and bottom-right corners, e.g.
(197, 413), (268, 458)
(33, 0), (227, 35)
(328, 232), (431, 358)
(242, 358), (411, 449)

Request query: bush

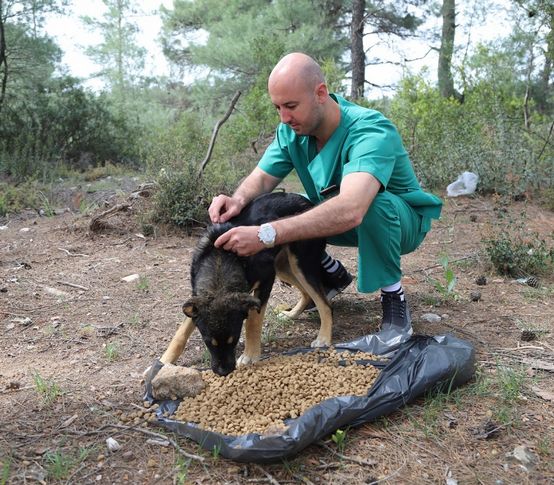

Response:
(151, 163), (239, 230)
(389, 75), (553, 196)
(484, 230), (554, 277)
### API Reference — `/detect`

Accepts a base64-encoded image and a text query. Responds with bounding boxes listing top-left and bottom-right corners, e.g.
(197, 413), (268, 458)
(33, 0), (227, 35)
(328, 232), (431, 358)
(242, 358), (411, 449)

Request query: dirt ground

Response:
(1, 181), (553, 484)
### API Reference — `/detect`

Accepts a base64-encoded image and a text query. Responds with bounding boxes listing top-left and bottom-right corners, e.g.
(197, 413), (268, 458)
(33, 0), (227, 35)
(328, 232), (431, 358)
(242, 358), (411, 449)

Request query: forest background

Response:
(0, 0), (553, 225)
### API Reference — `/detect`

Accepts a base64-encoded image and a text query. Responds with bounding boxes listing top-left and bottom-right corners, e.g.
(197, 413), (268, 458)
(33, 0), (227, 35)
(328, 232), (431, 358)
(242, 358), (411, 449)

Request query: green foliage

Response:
(1, 459), (10, 485)
(81, 0), (147, 94)
(161, 0), (349, 100)
(331, 428), (348, 453)
(152, 163), (239, 230)
(104, 342), (120, 362)
(143, 110), (211, 174)
(485, 230), (553, 277)
(390, 74), (553, 195)
(432, 254), (458, 299)
(33, 371), (62, 405)
(43, 448), (92, 481)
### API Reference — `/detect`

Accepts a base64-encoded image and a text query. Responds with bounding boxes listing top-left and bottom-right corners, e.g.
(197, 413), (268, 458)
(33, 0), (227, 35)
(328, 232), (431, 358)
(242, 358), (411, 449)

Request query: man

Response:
(209, 52), (443, 333)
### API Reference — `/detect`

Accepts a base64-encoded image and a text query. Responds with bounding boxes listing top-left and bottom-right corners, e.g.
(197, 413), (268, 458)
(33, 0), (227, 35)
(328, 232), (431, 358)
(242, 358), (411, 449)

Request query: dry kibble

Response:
(174, 348), (382, 436)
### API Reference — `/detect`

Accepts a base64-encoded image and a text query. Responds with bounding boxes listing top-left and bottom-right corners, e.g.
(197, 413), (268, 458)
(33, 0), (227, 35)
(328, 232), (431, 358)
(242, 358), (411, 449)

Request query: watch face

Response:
(259, 224), (276, 245)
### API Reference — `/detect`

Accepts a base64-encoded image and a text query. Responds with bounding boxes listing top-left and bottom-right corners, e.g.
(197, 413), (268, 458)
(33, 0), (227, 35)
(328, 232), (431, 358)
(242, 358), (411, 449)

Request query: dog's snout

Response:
(213, 360), (236, 376)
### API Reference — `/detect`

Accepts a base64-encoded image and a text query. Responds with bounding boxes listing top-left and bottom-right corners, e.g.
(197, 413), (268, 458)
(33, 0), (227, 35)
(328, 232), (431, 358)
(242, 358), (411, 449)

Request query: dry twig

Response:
(317, 441), (377, 466)
(253, 464), (280, 485)
(57, 280), (89, 291)
(199, 91), (242, 175)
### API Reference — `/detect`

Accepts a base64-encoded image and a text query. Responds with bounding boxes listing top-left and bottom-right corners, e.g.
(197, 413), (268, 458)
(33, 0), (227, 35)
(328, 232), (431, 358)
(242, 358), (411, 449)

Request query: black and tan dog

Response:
(158, 192), (334, 376)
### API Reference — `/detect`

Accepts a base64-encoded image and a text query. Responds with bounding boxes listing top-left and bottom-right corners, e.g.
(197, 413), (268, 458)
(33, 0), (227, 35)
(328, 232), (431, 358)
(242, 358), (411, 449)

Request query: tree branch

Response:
(198, 90), (241, 176)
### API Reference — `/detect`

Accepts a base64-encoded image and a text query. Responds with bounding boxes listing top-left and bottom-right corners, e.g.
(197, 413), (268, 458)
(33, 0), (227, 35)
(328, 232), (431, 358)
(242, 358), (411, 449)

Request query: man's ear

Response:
(315, 82), (328, 101)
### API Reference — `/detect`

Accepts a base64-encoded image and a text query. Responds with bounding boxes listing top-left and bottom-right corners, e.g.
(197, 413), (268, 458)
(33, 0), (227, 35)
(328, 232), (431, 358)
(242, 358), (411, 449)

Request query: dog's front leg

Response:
(160, 317), (196, 364)
(237, 303), (267, 366)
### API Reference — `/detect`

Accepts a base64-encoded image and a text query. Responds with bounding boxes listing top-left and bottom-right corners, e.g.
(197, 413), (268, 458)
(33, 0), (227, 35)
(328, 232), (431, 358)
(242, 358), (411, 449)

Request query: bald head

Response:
(268, 53), (325, 94)
(267, 52), (339, 140)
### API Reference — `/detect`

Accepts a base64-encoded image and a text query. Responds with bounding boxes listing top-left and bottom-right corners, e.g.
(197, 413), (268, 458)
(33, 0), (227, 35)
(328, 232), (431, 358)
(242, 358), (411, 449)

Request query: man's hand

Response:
(208, 195), (244, 223)
(214, 226), (265, 257)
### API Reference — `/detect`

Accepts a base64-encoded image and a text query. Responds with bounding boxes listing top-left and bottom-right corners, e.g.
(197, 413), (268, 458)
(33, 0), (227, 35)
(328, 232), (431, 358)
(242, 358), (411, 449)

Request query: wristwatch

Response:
(258, 223), (277, 248)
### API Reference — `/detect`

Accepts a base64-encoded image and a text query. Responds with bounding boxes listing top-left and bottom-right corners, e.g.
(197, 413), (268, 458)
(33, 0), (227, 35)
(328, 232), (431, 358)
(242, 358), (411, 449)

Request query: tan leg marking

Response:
(278, 247), (333, 347)
(160, 317), (196, 364)
(237, 302), (267, 366)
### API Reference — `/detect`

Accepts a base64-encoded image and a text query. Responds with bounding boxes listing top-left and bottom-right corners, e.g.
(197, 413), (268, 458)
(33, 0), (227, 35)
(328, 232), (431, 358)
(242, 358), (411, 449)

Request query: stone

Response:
(121, 274), (140, 283)
(151, 364), (205, 400)
(421, 313), (442, 323)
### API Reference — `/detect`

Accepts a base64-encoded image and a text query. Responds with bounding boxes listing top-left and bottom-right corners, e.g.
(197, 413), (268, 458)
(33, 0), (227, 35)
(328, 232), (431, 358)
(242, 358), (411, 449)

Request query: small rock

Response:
(470, 291), (481, 302)
(121, 274), (140, 283)
(106, 437), (121, 452)
(507, 445), (537, 469)
(147, 458), (157, 468)
(151, 364), (206, 400)
(122, 451), (135, 462)
(0, 225), (8, 230)
(20, 227), (30, 233)
(13, 317), (32, 326)
(44, 286), (71, 298)
(421, 313), (441, 323)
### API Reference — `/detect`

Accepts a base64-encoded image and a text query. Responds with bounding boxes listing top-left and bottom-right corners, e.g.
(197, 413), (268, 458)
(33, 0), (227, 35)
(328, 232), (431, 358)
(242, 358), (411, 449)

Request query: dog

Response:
(158, 192), (334, 376)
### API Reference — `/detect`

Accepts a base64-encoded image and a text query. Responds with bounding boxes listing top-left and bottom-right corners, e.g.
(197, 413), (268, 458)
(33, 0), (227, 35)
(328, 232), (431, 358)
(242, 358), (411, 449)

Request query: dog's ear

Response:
(182, 297), (201, 318)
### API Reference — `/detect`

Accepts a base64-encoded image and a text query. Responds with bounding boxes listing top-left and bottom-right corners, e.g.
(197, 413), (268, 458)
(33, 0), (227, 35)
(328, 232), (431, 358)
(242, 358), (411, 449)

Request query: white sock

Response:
(381, 282), (402, 293)
(321, 253), (339, 273)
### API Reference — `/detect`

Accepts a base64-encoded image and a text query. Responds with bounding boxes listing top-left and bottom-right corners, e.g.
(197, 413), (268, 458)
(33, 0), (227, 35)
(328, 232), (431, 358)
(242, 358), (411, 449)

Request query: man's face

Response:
(269, 80), (325, 136)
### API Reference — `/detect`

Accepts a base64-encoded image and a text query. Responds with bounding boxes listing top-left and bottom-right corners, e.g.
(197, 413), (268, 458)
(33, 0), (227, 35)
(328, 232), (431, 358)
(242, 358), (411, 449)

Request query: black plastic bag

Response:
(144, 329), (474, 463)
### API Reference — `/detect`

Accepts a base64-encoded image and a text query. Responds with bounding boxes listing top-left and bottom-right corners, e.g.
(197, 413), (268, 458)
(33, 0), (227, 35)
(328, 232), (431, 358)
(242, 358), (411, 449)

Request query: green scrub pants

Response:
(326, 191), (427, 293)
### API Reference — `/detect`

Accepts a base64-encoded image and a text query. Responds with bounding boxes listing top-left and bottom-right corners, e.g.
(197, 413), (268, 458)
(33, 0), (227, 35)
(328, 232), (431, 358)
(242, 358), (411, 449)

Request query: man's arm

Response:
(272, 172), (380, 243)
(215, 172), (381, 255)
(209, 167), (282, 223)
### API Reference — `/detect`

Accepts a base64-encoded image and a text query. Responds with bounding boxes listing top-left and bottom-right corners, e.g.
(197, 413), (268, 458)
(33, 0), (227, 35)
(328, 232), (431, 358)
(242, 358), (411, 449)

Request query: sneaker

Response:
(304, 260), (353, 312)
(380, 292), (412, 331)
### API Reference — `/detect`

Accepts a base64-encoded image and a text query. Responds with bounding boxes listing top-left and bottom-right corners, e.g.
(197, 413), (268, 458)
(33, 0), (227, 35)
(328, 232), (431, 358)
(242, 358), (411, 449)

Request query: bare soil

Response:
(1, 183), (553, 484)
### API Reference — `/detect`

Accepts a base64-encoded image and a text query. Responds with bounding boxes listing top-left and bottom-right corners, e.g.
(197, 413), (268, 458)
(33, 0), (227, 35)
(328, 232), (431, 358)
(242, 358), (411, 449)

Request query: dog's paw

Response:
(278, 309), (299, 319)
(237, 353), (259, 367)
(310, 337), (330, 348)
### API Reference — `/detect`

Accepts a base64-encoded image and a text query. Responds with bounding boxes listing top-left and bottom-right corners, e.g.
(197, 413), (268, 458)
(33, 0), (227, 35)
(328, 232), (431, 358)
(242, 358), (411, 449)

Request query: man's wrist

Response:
(258, 223), (277, 248)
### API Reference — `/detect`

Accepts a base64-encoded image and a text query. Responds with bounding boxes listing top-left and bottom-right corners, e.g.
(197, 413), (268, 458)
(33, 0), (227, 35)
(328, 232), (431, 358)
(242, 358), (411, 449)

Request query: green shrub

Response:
(152, 163), (239, 230)
(389, 74), (553, 196)
(484, 231), (553, 277)
(0, 181), (42, 215)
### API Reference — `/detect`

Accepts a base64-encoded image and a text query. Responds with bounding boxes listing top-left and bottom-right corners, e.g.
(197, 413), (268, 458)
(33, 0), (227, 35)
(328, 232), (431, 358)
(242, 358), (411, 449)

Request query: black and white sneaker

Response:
(304, 260), (353, 313)
(380, 291), (412, 331)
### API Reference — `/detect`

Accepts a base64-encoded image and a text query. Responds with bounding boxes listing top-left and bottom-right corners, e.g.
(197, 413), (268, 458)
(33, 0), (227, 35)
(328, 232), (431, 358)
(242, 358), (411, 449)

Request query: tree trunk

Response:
(350, 0), (365, 99)
(438, 0), (462, 101)
(536, 10), (553, 113)
(0, 5), (7, 115)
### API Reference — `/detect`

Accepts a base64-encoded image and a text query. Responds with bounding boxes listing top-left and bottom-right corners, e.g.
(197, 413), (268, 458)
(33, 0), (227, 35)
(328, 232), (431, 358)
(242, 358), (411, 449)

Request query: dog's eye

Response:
(211, 338), (218, 347)
(226, 336), (234, 345)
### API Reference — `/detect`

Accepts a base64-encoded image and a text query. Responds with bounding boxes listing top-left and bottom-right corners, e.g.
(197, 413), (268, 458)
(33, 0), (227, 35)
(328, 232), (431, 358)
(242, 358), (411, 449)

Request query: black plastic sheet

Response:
(144, 328), (475, 463)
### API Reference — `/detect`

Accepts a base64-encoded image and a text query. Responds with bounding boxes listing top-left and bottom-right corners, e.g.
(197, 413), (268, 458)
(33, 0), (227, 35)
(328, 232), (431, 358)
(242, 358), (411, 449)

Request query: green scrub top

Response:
(258, 94), (443, 229)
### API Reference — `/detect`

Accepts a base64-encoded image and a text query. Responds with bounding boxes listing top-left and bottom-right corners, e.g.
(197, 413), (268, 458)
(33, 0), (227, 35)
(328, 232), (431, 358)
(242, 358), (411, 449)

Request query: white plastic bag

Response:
(446, 171), (479, 197)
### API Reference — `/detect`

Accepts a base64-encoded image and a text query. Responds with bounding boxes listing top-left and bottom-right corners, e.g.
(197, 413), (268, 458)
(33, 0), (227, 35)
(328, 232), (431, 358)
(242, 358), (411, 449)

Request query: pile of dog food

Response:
(174, 348), (382, 435)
